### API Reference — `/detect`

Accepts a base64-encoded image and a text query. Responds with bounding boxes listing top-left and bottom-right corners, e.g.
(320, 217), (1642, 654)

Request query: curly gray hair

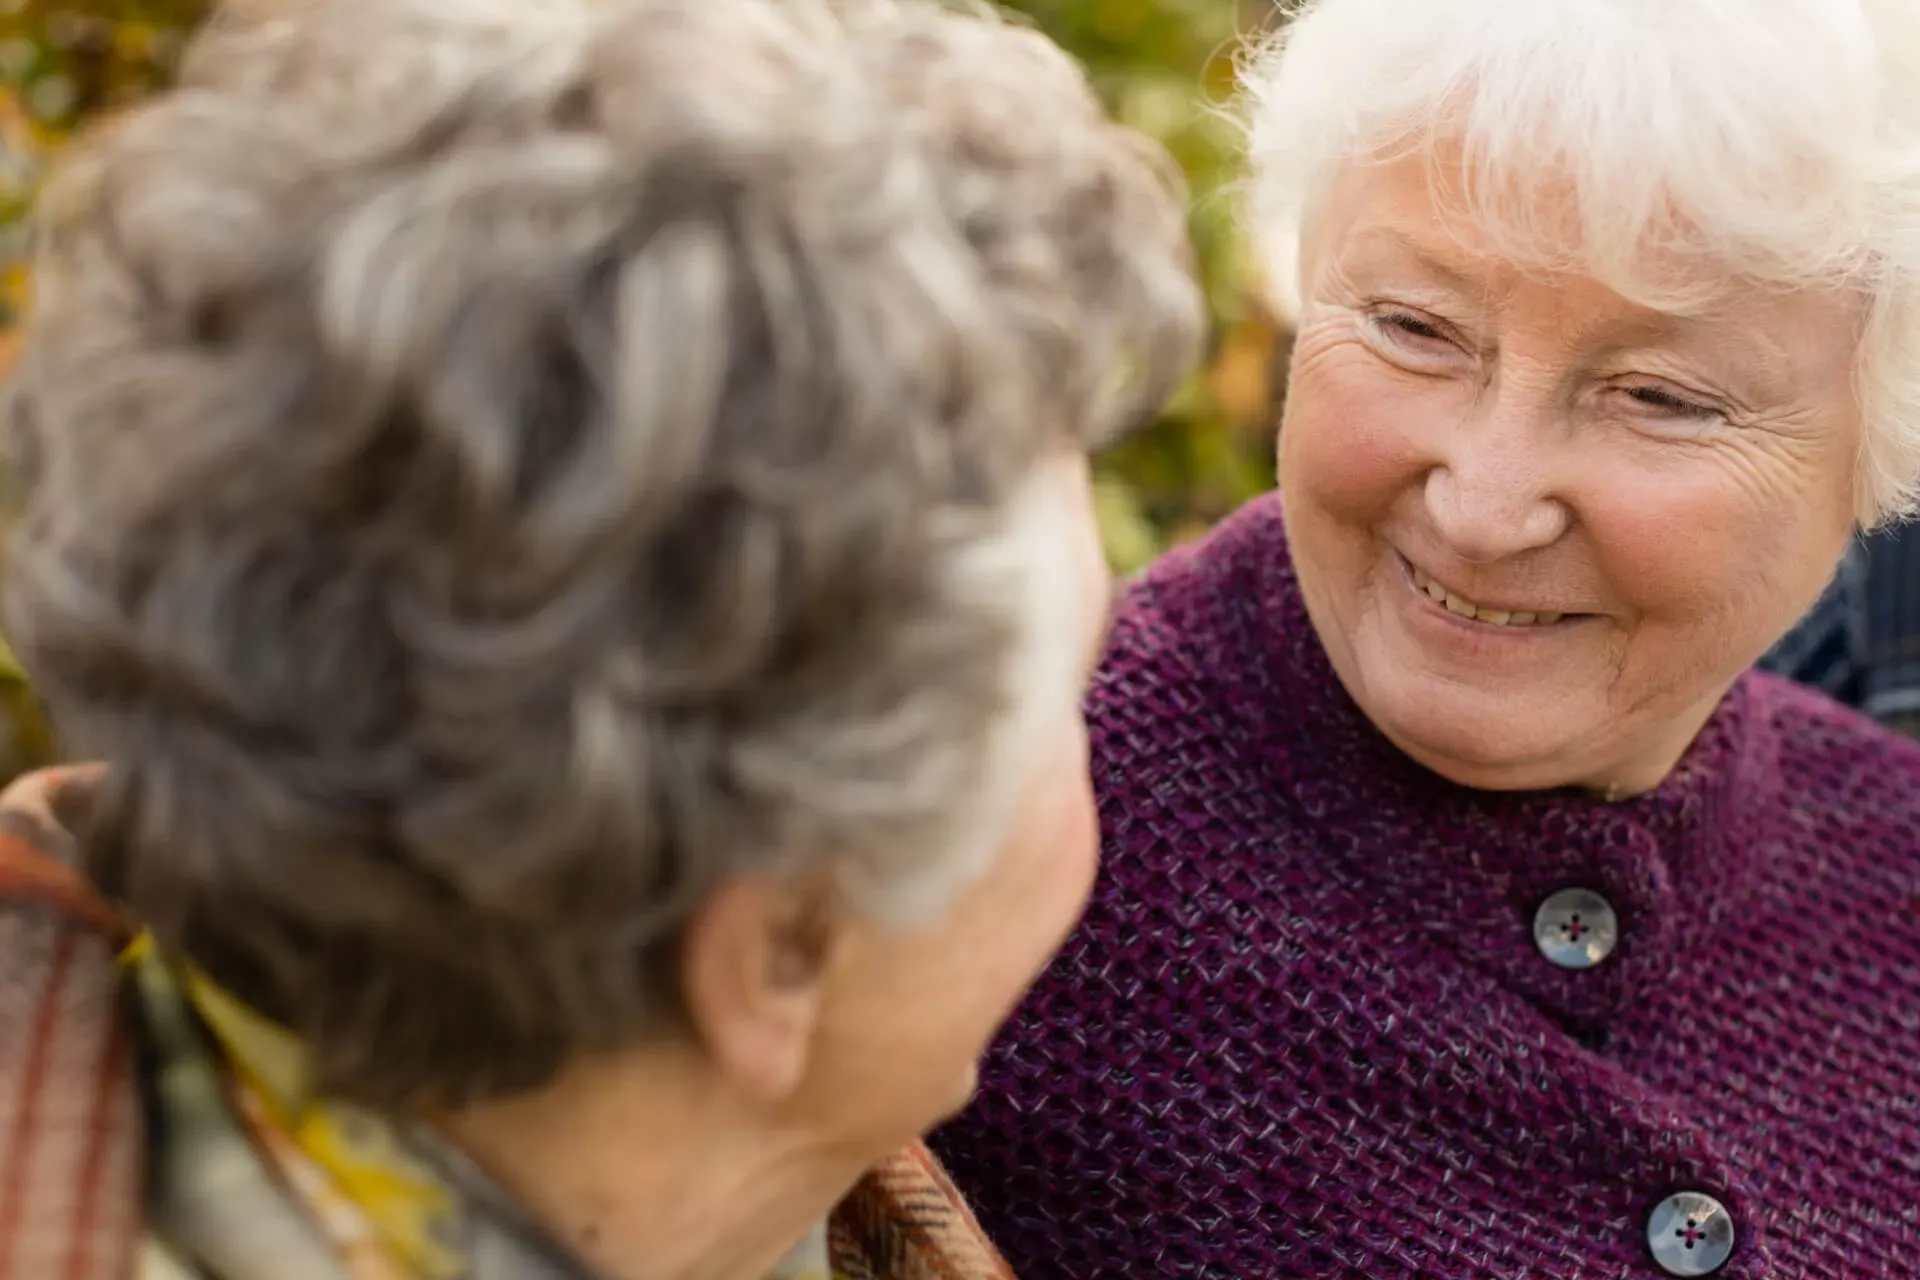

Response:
(2, 0), (1202, 1105)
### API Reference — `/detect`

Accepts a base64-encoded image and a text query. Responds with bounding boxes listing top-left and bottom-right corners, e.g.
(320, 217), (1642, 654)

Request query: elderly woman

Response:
(0, 0), (1202, 1277)
(935, 0), (1920, 1276)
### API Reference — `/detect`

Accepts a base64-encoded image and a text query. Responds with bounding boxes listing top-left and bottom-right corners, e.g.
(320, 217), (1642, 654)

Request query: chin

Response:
(1370, 694), (1580, 791)
(1404, 742), (1562, 791)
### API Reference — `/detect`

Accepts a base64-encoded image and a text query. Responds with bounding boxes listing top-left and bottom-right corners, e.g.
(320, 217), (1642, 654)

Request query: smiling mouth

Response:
(1407, 563), (1566, 629)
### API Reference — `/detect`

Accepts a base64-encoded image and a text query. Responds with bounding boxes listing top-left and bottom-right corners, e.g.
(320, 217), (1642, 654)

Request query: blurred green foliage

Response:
(1, 2), (199, 333)
(998, 0), (1283, 572)
(0, 0), (204, 779)
(0, 0), (1284, 778)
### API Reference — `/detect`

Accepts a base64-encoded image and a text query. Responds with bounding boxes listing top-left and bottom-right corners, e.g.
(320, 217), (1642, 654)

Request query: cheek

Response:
(934, 718), (1100, 1037)
(1578, 450), (1850, 632)
(1282, 346), (1447, 523)
(1008, 721), (1100, 949)
(814, 733), (1101, 1133)
(900, 715), (1099, 1012)
(1052, 760), (1100, 920)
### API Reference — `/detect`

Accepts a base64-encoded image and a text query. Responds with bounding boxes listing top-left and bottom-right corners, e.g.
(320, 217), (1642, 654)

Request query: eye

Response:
(1361, 307), (1474, 378)
(1369, 309), (1456, 348)
(1620, 384), (1722, 422)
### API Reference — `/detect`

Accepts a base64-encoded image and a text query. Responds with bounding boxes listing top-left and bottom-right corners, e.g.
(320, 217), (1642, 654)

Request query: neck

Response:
(435, 1043), (852, 1280)
(1576, 679), (1736, 801)
(1381, 694), (1722, 799)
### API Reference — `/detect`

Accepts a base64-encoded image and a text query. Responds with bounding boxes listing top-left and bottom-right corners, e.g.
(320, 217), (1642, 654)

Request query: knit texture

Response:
(934, 494), (1920, 1279)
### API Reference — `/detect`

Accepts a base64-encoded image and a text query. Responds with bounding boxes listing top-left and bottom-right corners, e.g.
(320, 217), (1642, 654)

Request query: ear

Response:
(678, 876), (843, 1106)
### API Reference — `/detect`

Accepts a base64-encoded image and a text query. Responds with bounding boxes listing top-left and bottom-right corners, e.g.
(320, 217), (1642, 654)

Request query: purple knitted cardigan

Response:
(934, 494), (1920, 1279)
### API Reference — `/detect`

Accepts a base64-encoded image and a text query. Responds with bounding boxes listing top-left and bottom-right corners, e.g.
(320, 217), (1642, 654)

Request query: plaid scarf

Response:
(0, 766), (1015, 1280)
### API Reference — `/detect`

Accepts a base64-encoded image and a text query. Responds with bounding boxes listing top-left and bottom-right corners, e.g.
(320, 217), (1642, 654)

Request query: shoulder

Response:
(0, 765), (120, 933)
(0, 765), (143, 1280)
(1085, 497), (1318, 850)
(829, 1143), (1015, 1279)
(1749, 669), (1920, 829)
(1090, 494), (1291, 732)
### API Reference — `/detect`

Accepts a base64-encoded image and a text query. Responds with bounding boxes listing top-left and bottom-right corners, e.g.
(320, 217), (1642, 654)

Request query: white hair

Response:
(844, 459), (1098, 925)
(1240, 0), (1920, 525)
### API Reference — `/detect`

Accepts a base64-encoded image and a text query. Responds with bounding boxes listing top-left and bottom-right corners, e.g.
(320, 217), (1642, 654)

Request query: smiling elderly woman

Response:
(934, 0), (1920, 1277)
(0, 1), (1203, 1278)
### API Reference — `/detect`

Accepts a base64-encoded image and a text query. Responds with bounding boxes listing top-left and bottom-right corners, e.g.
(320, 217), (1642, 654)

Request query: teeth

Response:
(1411, 567), (1564, 628)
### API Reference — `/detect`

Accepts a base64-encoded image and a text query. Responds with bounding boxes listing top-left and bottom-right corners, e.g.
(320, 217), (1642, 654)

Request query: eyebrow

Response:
(1588, 314), (1802, 412)
(1337, 224), (1483, 292)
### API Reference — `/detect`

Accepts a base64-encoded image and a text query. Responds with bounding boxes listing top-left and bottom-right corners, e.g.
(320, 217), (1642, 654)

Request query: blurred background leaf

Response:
(0, 0), (1288, 778)
(0, 0), (208, 778)
(995, 0), (1287, 573)
(2, 1), (200, 330)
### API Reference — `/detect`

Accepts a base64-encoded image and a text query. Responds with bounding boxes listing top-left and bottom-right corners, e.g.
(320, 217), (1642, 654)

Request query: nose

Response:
(1422, 396), (1569, 563)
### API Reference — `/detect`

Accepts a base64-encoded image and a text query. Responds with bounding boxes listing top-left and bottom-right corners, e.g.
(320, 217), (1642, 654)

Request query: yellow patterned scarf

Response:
(123, 936), (833, 1280)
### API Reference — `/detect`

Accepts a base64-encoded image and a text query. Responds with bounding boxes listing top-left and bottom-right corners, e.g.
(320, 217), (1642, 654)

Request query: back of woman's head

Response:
(2, 0), (1202, 1107)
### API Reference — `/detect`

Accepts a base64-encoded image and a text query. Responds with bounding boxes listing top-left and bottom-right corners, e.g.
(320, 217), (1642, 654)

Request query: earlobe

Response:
(678, 877), (838, 1107)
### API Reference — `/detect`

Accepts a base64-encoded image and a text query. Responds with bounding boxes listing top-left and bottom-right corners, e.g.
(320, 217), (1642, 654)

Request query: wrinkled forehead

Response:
(1248, 9), (1887, 320)
(1302, 140), (1869, 328)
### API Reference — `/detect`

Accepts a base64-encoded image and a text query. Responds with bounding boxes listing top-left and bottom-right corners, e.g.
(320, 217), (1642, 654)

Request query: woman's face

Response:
(1281, 155), (1863, 794)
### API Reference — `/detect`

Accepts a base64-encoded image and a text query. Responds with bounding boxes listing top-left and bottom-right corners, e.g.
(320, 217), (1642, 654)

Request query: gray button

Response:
(1647, 1191), (1736, 1276)
(1532, 888), (1618, 969)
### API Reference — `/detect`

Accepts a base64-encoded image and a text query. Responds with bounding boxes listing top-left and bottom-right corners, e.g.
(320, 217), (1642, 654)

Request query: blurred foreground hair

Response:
(3, 0), (1202, 1106)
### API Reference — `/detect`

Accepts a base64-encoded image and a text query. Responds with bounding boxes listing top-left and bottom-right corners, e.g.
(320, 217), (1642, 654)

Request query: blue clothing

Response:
(1759, 523), (1920, 727)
